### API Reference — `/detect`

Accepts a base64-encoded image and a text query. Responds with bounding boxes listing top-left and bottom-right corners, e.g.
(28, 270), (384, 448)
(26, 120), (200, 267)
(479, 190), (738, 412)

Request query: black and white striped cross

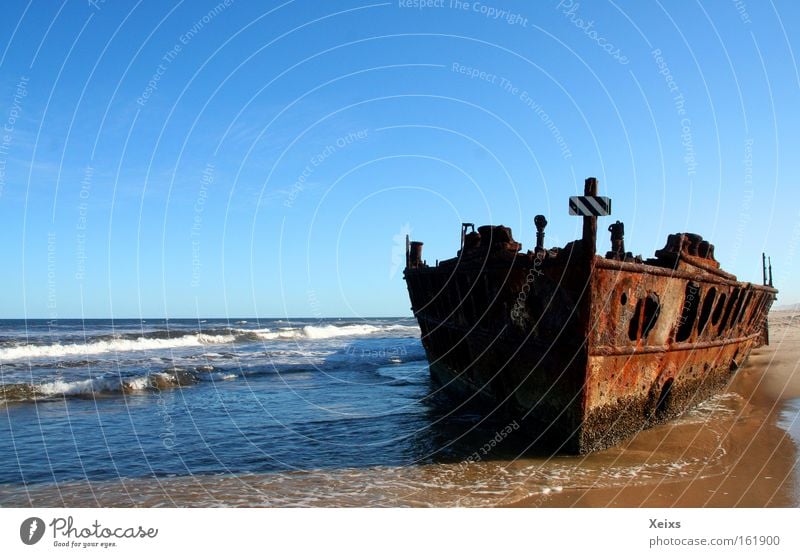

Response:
(568, 196), (612, 216)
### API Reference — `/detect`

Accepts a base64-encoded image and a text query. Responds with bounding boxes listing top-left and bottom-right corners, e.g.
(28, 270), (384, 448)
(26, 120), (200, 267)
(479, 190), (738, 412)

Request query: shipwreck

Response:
(404, 177), (777, 454)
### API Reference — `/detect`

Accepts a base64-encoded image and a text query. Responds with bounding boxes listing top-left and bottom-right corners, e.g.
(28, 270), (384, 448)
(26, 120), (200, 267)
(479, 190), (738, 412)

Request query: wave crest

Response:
(254, 324), (418, 341)
(0, 333), (235, 361)
(0, 368), (202, 403)
(0, 323), (419, 362)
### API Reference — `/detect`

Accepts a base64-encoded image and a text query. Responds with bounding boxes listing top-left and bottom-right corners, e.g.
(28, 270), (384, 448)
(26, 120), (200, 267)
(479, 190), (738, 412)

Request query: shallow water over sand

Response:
(1, 313), (798, 507)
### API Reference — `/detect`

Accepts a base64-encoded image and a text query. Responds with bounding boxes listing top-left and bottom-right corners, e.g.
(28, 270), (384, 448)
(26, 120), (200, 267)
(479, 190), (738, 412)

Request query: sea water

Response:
(1, 317), (797, 507)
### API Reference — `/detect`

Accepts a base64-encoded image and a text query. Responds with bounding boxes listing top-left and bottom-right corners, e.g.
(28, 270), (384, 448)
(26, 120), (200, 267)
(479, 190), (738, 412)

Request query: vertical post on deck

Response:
(405, 234), (410, 269)
(583, 177), (598, 257)
(768, 256), (773, 288)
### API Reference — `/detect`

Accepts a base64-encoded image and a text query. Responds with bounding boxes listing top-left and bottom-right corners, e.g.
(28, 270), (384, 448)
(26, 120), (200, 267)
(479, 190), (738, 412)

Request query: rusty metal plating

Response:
(404, 177), (777, 453)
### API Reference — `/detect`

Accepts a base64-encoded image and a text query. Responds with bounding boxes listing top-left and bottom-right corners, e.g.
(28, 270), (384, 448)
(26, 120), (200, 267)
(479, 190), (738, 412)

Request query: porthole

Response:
(676, 282), (701, 342)
(628, 293), (661, 341)
(697, 287), (716, 335)
(711, 292), (727, 326)
(718, 288), (740, 333)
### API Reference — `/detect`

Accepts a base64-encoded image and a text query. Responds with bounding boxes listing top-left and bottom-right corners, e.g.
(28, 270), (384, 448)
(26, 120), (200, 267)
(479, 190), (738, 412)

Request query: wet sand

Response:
(1, 311), (798, 507)
(513, 309), (800, 507)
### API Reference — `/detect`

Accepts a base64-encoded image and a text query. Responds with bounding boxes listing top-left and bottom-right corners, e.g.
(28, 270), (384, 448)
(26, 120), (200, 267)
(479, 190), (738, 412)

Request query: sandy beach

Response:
(512, 309), (800, 507)
(0, 311), (796, 508)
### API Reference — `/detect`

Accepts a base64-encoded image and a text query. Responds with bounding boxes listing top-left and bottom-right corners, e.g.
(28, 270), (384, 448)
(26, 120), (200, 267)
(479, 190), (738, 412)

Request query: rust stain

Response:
(404, 177), (777, 453)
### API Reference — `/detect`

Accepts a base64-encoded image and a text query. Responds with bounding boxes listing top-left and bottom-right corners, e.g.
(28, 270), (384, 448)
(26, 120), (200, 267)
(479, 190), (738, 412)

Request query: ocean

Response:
(1, 316), (798, 507)
(0, 318), (434, 483)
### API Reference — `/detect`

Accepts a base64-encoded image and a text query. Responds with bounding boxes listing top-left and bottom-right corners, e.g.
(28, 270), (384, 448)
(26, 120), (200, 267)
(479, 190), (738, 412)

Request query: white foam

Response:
(0, 323), (420, 361)
(123, 376), (151, 392)
(37, 376), (142, 397)
(230, 328), (272, 334)
(0, 333), (236, 361)
(32, 369), (199, 398)
(37, 378), (101, 396)
(199, 372), (237, 382)
(255, 324), (419, 341)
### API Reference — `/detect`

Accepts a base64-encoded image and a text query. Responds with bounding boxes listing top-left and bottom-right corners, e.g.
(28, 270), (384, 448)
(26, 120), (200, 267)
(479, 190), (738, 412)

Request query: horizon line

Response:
(0, 315), (414, 321)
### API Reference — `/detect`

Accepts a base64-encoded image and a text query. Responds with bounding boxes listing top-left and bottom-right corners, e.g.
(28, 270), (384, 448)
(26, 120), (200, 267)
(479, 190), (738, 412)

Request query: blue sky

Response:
(0, 0), (798, 318)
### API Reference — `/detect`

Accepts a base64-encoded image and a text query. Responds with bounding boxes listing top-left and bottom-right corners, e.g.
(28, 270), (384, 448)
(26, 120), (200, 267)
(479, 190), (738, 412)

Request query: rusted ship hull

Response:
(582, 258), (774, 451)
(404, 179), (777, 454)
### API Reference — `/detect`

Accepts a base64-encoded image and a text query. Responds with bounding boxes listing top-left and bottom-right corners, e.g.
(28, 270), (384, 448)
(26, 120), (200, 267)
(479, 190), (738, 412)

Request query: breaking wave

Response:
(252, 324), (419, 341)
(0, 323), (419, 362)
(0, 333), (236, 361)
(0, 367), (205, 403)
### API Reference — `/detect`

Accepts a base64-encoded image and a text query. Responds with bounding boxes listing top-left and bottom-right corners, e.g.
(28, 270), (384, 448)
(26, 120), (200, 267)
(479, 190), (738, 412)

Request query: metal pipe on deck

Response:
(409, 241), (424, 268)
(534, 215), (547, 252)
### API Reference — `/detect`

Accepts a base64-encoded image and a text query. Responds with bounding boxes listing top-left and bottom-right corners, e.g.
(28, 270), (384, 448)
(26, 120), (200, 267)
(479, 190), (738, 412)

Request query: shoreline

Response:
(509, 310), (800, 507)
(1, 312), (797, 508)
